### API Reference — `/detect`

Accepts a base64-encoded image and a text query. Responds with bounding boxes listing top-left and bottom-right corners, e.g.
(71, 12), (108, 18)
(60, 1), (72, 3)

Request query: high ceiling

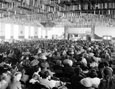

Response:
(0, 0), (115, 26)
(60, 0), (115, 4)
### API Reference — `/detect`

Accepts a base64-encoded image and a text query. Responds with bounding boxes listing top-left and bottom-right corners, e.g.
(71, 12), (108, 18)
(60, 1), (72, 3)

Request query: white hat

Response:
(81, 77), (101, 88)
(63, 59), (73, 66)
(89, 53), (94, 57)
(40, 54), (47, 60)
(80, 77), (92, 88)
(81, 58), (87, 66)
(90, 62), (98, 68)
(14, 72), (22, 81)
(91, 78), (101, 88)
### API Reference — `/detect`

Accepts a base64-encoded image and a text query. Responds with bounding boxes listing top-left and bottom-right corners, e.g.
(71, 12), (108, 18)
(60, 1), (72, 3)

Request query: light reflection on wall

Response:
(38, 27), (42, 38)
(0, 23), (5, 37)
(13, 24), (19, 40)
(0, 22), (65, 40)
(5, 24), (11, 40)
(47, 27), (65, 39)
(24, 26), (29, 39)
(95, 26), (115, 37)
(41, 27), (46, 38)
(30, 26), (34, 38)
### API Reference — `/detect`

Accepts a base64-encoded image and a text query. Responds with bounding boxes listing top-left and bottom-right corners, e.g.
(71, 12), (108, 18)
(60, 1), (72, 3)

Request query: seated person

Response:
(7, 72), (22, 89)
(30, 70), (65, 89)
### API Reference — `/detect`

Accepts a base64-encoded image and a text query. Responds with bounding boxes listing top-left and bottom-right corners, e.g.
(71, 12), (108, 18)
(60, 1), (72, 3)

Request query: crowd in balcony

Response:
(0, 40), (115, 89)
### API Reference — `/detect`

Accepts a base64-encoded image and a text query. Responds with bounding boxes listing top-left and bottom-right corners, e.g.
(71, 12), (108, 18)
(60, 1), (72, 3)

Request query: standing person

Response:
(71, 67), (85, 89)
(98, 67), (115, 89)
(7, 72), (22, 89)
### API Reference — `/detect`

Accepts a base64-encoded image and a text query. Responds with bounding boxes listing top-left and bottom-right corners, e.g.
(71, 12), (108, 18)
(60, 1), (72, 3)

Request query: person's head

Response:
(14, 72), (22, 81)
(103, 67), (113, 79)
(0, 72), (8, 80)
(74, 66), (82, 75)
(21, 68), (26, 74)
(98, 62), (105, 70)
(0, 66), (7, 75)
(40, 54), (47, 61)
(0, 71), (11, 82)
(56, 60), (62, 66)
(40, 61), (49, 70)
(89, 69), (97, 78)
(104, 61), (109, 67)
(39, 71), (50, 79)
(63, 59), (73, 67)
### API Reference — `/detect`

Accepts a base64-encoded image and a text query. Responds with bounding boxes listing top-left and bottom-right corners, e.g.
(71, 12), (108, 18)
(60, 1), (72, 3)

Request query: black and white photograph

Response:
(0, 0), (115, 89)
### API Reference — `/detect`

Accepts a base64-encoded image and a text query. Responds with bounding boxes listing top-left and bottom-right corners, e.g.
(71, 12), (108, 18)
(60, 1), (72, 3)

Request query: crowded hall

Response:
(1, 0), (115, 89)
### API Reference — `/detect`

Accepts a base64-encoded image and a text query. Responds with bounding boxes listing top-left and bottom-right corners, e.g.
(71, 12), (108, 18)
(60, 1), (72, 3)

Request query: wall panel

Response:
(66, 27), (92, 34)
(24, 26), (29, 39)
(0, 23), (5, 39)
(95, 26), (115, 37)
(13, 24), (19, 40)
(38, 27), (42, 38)
(5, 23), (11, 40)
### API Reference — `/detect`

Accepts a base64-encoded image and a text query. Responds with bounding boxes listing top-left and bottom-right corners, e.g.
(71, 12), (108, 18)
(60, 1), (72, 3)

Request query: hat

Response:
(80, 77), (92, 88)
(93, 57), (101, 62)
(103, 67), (113, 77)
(91, 78), (101, 88)
(63, 59), (73, 66)
(88, 47), (92, 51)
(56, 60), (62, 65)
(90, 62), (98, 68)
(81, 58), (87, 66)
(74, 66), (82, 74)
(81, 77), (100, 88)
(34, 55), (39, 59)
(89, 69), (98, 78)
(39, 71), (50, 78)
(31, 59), (39, 66)
(89, 53), (94, 57)
(14, 72), (22, 81)
(40, 54), (47, 60)
(40, 62), (49, 68)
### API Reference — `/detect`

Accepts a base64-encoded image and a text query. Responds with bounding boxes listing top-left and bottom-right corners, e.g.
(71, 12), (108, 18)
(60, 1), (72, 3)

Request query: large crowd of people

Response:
(0, 39), (115, 89)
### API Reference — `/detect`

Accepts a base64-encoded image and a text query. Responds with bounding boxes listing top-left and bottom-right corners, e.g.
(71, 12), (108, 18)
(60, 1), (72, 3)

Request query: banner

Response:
(66, 27), (91, 35)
